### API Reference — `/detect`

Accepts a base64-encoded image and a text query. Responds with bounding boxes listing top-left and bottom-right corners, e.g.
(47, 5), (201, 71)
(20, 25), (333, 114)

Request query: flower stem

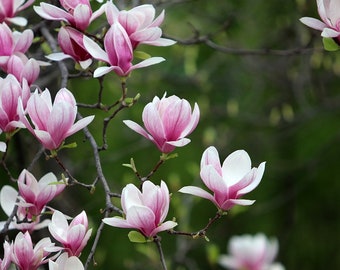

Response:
(154, 235), (168, 270)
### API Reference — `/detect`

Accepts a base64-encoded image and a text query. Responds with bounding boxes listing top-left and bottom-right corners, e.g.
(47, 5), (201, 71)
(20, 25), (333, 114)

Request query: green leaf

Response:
(134, 50), (151, 60)
(128, 231), (147, 243)
(322, 37), (340, 51)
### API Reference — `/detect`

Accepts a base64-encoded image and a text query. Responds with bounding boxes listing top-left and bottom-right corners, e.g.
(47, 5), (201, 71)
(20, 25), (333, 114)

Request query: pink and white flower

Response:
(0, 0), (34, 26)
(179, 146), (265, 211)
(18, 87), (94, 150)
(11, 231), (56, 270)
(34, 0), (106, 31)
(218, 233), (284, 270)
(0, 241), (12, 270)
(46, 26), (93, 69)
(0, 185), (51, 232)
(17, 169), (66, 217)
(105, 1), (176, 49)
(123, 94), (199, 153)
(83, 22), (165, 77)
(48, 210), (92, 256)
(0, 74), (30, 133)
(103, 180), (177, 238)
(300, 0), (340, 43)
(49, 253), (84, 270)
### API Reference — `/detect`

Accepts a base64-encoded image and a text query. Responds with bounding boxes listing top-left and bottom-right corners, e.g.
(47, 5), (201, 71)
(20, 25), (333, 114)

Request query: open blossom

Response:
(105, 1), (176, 49)
(0, 0), (34, 26)
(48, 210), (92, 256)
(83, 22), (165, 77)
(179, 146), (265, 211)
(17, 169), (66, 216)
(300, 0), (340, 43)
(219, 234), (284, 270)
(18, 87), (94, 150)
(34, 0), (106, 31)
(0, 74), (30, 133)
(49, 253), (84, 270)
(0, 185), (51, 232)
(46, 26), (93, 69)
(103, 181), (177, 238)
(11, 231), (56, 270)
(123, 94), (199, 153)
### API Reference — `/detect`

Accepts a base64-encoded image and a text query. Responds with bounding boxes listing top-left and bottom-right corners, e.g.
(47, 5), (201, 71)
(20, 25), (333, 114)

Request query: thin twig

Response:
(154, 235), (168, 270)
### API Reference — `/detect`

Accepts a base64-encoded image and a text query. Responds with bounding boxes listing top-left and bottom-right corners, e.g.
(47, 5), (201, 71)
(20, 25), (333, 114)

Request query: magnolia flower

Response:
(103, 180), (177, 238)
(83, 22), (165, 77)
(49, 253), (84, 270)
(0, 0), (34, 26)
(46, 26), (93, 69)
(219, 233), (284, 270)
(123, 94), (199, 153)
(1, 54), (40, 85)
(0, 241), (12, 270)
(0, 185), (51, 232)
(12, 231), (56, 270)
(0, 74), (30, 133)
(34, 0), (106, 31)
(179, 146), (265, 211)
(105, 1), (176, 49)
(17, 169), (66, 216)
(300, 0), (340, 42)
(18, 87), (94, 150)
(48, 210), (92, 256)
(0, 22), (33, 58)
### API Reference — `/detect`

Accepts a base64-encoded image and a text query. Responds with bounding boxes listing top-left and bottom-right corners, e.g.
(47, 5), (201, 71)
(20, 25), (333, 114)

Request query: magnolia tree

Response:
(0, 0), (327, 269)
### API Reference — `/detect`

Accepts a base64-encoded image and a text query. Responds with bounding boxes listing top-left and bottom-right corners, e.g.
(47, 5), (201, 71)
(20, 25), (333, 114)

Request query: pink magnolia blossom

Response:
(0, 0), (34, 26)
(0, 185), (51, 232)
(103, 180), (177, 238)
(179, 146), (265, 211)
(17, 169), (66, 217)
(18, 87), (94, 150)
(0, 74), (30, 133)
(49, 253), (84, 270)
(123, 94), (200, 153)
(48, 210), (92, 256)
(105, 1), (176, 49)
(34, 0), (106, 31)
(83, 22), (165, 77)
(219, 234), (284, 270)
(46, 26), (92, 69)
(0, 241), (12, 270)
(1, 54), (40, 85)
(300, 0), (340, 43)
(11, 231), (56, 270)
(0, 22), (33, 58)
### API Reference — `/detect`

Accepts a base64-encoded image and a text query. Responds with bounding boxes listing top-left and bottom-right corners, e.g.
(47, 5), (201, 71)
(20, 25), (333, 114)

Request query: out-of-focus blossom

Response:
(34, 0), (106, 31)
(0, 0), (34, 26)
(123, 94), (199, 153)
(0, 241), (12, 270)
(105, 1), (176, 49)
(0, 185), (51, 232)
(48, 210), (92, 256)
(300, 0), (340, 43)
(12, 231), (56, 270)
(179, 146), (265, 211)
(0, 54), (40, 85)
(46, 26), (92, 69)
(0, 74), (30, 133)
(17, 169), (66, 217)
(49, 253), (84, 270)
(103, 180), (177, 238)
(83, 22), (165, 77)
(219, 233), (284, 270)
(18, 87), (94, 150)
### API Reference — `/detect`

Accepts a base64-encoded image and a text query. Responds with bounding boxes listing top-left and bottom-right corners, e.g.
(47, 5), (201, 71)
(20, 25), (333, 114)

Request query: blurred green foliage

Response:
(1, 0), (339, 269)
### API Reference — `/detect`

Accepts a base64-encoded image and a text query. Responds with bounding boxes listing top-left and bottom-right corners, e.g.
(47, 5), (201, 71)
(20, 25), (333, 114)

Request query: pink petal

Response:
(299, 17), (327, 31)
(178, 186), (215, 202)
(222, 150), (252, 185)
(83, 35), (109, 62)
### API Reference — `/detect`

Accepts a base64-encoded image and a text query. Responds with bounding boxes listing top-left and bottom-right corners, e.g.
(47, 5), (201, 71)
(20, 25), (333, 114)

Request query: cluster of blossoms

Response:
(0, 0), (306, 268)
